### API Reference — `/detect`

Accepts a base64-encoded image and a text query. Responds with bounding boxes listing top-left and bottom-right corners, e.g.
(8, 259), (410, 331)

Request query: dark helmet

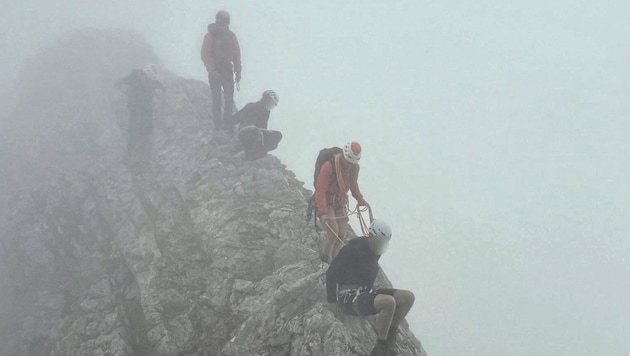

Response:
(216, 10), (230, 25)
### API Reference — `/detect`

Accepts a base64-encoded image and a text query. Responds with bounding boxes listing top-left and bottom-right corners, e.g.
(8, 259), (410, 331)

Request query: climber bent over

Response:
(326, 221), (415, 356)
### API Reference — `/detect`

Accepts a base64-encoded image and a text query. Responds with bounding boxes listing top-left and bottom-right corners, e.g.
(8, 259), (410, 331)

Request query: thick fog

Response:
(2, 1), (629, 355)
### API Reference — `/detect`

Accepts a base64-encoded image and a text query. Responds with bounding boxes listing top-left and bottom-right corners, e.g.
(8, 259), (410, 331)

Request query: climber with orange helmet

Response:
(230, 90), (282, 161)
(315, 141), (369, 262)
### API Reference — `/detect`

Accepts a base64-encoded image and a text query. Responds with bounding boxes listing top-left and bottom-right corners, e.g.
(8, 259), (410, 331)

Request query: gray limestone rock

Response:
(0, 31), (427, 356)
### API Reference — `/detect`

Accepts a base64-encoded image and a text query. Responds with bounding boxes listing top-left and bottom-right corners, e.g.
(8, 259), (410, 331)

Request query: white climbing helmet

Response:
(369, 220), (392, 241)
(143, 64), (158, 80)
(342, 141), (362, 164)
(262, 90), (279, 110)
(262, 90), (279, 104)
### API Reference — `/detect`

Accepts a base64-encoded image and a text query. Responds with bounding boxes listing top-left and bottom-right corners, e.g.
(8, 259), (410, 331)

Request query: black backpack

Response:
(306, 147), (343, 229)
(313, 147), (343, 187)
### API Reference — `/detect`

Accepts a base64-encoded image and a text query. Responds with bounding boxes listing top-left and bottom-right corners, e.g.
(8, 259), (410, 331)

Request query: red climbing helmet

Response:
(342, 141), (362, 164)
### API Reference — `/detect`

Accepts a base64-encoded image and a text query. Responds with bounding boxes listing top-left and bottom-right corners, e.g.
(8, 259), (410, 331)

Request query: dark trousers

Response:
(209, 69), (234, 130)
(126, 102), (154, 167)
(127, 103), (154, 151)
(238, 127), (283, 160)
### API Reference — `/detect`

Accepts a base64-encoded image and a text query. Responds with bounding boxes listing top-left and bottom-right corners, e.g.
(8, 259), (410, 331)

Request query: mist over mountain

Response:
(1, 2), (629, 355)
(0, 30), (426, 356)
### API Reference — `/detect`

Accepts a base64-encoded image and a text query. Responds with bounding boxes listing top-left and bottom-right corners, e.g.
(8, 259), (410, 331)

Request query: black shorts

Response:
(339, 288), (398, 316)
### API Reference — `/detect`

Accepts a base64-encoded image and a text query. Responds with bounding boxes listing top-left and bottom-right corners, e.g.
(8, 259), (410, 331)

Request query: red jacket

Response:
(200, 23), (242, 74)
(315, 154), (364, 215)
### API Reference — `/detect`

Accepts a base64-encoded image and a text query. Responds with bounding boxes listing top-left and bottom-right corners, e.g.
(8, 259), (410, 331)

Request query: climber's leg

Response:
(374, 294), (396, 340)
(391, 289), (415, 328)
(321, 211), (340, 263)
(331, 211), (349, 259)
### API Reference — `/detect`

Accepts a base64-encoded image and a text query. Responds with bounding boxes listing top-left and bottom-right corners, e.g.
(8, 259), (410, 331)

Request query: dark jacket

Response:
(326, 238), (381, 303)
(201, 23), (242, 73)
(230, 101), (270, 129)
(119, 70), (162, 110)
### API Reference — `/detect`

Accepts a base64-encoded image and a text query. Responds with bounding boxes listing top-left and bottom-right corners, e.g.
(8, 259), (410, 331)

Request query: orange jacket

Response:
(315, 154), (364, 215)
(200, 23), (242, 74)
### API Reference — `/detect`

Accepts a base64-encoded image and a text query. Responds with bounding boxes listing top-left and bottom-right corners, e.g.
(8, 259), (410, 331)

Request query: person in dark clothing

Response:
(230, 90), (282, 161)
(200, 10), (242, 130)
(326, 220), (415, 356)
(116, 65), (163, 158)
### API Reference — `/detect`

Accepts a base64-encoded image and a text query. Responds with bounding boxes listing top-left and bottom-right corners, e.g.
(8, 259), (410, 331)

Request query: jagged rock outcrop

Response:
(0, 31), (426, 356)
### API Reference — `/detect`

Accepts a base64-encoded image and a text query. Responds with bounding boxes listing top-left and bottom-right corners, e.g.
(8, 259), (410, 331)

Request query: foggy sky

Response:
(2, 1), (629, 355)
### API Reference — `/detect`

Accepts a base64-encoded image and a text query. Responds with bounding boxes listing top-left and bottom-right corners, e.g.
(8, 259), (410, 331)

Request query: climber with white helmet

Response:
(229, 90), (282, 161)
(314, 141), (369, 262)
(201, 10), (242, 131)
(115, 65), (164, 163)
(326, 220), (415, 356)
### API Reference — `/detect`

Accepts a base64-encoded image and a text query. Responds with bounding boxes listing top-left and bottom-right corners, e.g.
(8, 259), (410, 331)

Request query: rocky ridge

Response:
(0, 32), (427, 356)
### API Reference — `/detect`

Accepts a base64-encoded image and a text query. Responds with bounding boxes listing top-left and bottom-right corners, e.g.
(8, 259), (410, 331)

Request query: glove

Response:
(235, 72), (242, 83)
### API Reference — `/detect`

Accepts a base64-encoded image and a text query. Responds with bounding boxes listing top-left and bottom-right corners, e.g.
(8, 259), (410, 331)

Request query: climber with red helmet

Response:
(326, 220), (416, 356)
(229, 90), (282, 161)
(315, 141), (369, 262)
(201, 10), (242, 131)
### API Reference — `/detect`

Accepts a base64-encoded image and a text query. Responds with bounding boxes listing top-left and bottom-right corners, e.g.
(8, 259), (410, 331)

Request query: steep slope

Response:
(0, 32), (427, 356)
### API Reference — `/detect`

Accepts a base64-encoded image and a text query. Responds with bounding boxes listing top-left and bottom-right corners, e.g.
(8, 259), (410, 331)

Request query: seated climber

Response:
(229, 90), (282, 161)
(326, 220), (415, 356)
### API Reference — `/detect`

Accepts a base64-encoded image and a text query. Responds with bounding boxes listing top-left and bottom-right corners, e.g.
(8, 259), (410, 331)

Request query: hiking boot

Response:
(387, 327), (399, 356)
(370, 339), (389, 356)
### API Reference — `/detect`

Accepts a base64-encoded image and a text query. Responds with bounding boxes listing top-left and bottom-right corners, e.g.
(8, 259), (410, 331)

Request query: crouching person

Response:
(326, 220), (415, 356)
(229, 90), (282, 160)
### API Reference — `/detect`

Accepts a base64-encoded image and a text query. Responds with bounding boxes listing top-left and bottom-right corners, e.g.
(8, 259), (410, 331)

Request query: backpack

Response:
(210, 28), (235, 68)
(306, 147), (343, 230)
(313, 147), (343, 187)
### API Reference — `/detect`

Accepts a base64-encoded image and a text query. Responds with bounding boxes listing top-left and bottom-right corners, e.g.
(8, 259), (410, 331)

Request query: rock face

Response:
(0, 32), (427, 356)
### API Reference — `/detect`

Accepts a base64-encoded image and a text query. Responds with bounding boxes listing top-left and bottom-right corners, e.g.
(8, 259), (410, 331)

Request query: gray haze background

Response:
(1, 1), (629, 355)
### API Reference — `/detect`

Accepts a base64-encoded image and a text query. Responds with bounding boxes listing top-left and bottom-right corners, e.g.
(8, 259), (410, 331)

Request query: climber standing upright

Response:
(326, 220), (416, 356)
(115, 64), (164, 165)
(314, 142), (369, 263)
(201, 10), (242, 131)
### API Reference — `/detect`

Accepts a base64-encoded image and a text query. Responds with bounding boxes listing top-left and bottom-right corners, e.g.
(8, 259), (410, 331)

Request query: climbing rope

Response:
(323, 203), (374, 247)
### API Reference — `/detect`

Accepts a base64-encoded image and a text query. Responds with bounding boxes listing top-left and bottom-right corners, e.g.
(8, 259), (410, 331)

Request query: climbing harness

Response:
(337, 285), (374, 317)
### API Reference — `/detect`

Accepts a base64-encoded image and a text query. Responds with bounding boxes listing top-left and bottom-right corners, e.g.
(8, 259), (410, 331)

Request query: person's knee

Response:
(375, 294), (397, 312)
(395, 290), (415, 307)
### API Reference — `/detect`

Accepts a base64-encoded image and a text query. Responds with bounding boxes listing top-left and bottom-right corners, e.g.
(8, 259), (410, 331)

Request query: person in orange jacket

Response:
(201, 10), (242, 130)
(315, 141), (369, 262)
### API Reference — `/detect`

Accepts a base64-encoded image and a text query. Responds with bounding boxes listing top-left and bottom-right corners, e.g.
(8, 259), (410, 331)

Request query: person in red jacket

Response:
(200, 10), (242, 130)
(315, 141), (369, 263)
